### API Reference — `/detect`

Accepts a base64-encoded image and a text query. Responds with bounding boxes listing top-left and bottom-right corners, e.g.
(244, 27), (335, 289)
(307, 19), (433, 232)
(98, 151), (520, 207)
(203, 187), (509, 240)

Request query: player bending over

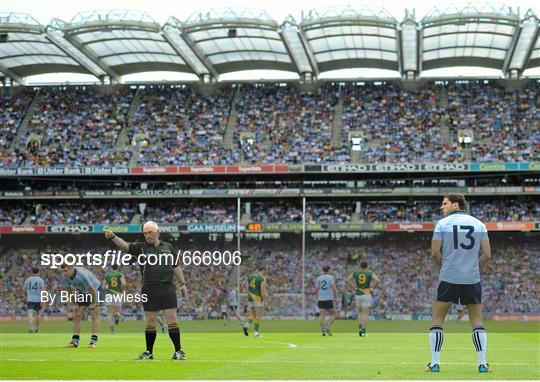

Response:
(428, 193), (491, 373)
(61, 265), (103, 348)
(245, 267), (268, 337)
(24, 267), (45, 333)
(315, 265), (337, 336)
(346, 261), (380, 337)
(104, 265), (126, 334)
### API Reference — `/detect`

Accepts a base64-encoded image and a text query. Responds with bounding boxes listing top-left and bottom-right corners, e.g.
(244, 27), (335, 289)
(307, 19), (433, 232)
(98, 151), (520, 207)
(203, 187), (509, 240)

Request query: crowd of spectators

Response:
(249, 202), (302, 223)
(0, 204), (29, 225)
(235, 84), (348, 164)
(447, 82), (540, 162)
(131, 86), (238, 166)
(27, 202), (136, 225)
(1, 87), (132, 167)
(0, 81), (538, 167)
(143, 201), (236, 224)
(342, 83), (455, 163)
(0, 198), (537, 225)
(0, 93), (32, 149)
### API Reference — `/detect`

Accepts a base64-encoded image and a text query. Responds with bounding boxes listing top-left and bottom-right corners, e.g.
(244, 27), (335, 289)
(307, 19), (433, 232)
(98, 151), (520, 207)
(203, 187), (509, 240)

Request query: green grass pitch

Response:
(1, 320), (538, 379)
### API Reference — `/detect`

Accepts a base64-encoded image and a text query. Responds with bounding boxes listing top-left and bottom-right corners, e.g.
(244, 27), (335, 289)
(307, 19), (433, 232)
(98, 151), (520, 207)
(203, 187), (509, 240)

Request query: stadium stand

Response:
(0, 92), (32, 149)
(3, 88), (132, 168)
(131, 86), (238, 165)
(0, 81), (537, 166)
(0, 198), (537, 225)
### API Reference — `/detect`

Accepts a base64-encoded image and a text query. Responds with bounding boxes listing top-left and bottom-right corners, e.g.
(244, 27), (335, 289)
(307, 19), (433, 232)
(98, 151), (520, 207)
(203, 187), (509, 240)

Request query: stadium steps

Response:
(9, 89), (41, 151)
(440, 114), (451, 146)
(131, 213), (141, 224)
(464, 147), (473, 161)
(331, 96), (344, 147)
(438, 88), (451, 146)
(116, 87), (142, 148)
(129, 146), (141, 166)
(240, 213), (250, 224)
(223, 88), (239, 148)
(350, 212), (361, 223)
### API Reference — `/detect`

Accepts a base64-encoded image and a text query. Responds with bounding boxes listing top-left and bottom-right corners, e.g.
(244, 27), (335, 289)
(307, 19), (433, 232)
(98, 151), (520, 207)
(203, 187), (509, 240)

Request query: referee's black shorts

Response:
(436, 281), (482, 305)
(141, 282), (177, 312)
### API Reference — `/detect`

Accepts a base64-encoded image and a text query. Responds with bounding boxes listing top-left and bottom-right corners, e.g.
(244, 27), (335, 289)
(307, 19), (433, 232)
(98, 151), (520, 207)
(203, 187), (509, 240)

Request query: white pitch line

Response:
(260, 340), (298, 348)
(6, 359), (538, 366)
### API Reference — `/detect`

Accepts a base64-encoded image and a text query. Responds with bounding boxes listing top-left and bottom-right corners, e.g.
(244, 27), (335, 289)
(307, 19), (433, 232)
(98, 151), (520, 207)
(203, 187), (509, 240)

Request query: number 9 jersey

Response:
(433, 211), (489, 284)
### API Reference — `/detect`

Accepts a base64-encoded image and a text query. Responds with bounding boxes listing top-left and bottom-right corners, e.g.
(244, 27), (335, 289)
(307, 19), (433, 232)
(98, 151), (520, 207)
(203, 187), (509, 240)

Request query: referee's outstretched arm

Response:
(104, 229), (130, 251)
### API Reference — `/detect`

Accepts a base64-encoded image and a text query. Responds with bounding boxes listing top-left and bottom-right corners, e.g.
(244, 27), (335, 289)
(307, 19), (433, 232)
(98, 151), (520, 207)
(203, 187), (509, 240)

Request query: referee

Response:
(105, 221), (188, 360)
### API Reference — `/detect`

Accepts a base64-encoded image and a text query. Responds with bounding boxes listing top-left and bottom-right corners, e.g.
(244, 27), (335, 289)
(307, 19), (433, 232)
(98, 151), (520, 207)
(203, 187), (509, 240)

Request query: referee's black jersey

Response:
(128, 241), (179, 285)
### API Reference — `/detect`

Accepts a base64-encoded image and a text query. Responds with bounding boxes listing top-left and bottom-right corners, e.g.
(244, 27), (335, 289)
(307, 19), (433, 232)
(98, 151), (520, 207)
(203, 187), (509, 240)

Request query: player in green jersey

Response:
(245, 267), (268, 337)
(104, 265), (126, 334)
(346, 261), (380, 337)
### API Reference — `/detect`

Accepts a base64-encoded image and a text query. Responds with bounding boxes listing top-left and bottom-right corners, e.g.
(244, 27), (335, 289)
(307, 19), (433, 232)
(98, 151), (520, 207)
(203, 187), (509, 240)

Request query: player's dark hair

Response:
(112, 264), (119, 271)
(360, 261), (368, 268)
(444, 193), (466, 210)
(32, 267), (39, 274)
(323, 265), (331, 272)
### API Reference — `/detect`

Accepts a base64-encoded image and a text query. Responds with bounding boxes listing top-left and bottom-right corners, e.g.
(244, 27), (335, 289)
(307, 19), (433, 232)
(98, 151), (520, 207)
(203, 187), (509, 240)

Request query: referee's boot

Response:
(172, 349), (186, 360)
(136, 351), (154, 360)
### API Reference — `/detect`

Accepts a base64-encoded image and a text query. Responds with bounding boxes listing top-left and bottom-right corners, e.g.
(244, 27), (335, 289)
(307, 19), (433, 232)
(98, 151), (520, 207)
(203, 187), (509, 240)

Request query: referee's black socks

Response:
(168, 323), (181, 351)
(145, 324), (157, 354)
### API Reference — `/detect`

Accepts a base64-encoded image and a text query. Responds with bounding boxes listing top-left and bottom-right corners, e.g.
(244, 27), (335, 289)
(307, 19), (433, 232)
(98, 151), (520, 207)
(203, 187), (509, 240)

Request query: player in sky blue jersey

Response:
(428, 193), (491, 373)
(315, 265), (337, 336)
(24, 267), (45, 333)
(61, 265), (103, 348)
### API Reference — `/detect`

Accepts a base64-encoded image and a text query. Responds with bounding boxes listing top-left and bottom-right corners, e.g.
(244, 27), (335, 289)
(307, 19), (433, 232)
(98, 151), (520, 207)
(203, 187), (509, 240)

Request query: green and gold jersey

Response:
(248, 273), (266, 302)
(105, 271), (124, 294)
(352, 269), (373, 296)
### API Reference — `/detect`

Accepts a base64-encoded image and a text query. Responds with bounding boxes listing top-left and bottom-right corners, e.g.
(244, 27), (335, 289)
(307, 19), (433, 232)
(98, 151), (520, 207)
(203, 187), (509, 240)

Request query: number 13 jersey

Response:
(433, 211), (489, 284)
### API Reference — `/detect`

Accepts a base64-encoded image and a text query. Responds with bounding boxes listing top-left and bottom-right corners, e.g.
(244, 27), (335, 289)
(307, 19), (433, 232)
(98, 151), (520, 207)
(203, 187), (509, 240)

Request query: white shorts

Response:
(248, 301), (264, 308)
(355, 294), (372, 309)
(106, 294), (122, 308)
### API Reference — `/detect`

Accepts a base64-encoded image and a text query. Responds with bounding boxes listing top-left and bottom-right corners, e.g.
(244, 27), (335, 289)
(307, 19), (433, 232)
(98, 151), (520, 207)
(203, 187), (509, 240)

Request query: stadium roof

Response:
(1, 4), (539, 84)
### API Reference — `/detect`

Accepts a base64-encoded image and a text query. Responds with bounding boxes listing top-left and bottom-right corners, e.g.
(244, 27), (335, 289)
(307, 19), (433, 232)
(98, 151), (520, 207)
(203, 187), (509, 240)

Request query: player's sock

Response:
(429, 325), (443, 366)
(168, 323), (181, 352)
(358, 323), (363, 334)
(110, 325), (115, 333)
(145, 324), (157, 354)
(254, 320), (260, 332)
(472, 325), (487, 366)
(247, 318), (253, 327)
(72, 335), (80, 346)
(28, 322), (34, 332)
(90, 335), (98, 345)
